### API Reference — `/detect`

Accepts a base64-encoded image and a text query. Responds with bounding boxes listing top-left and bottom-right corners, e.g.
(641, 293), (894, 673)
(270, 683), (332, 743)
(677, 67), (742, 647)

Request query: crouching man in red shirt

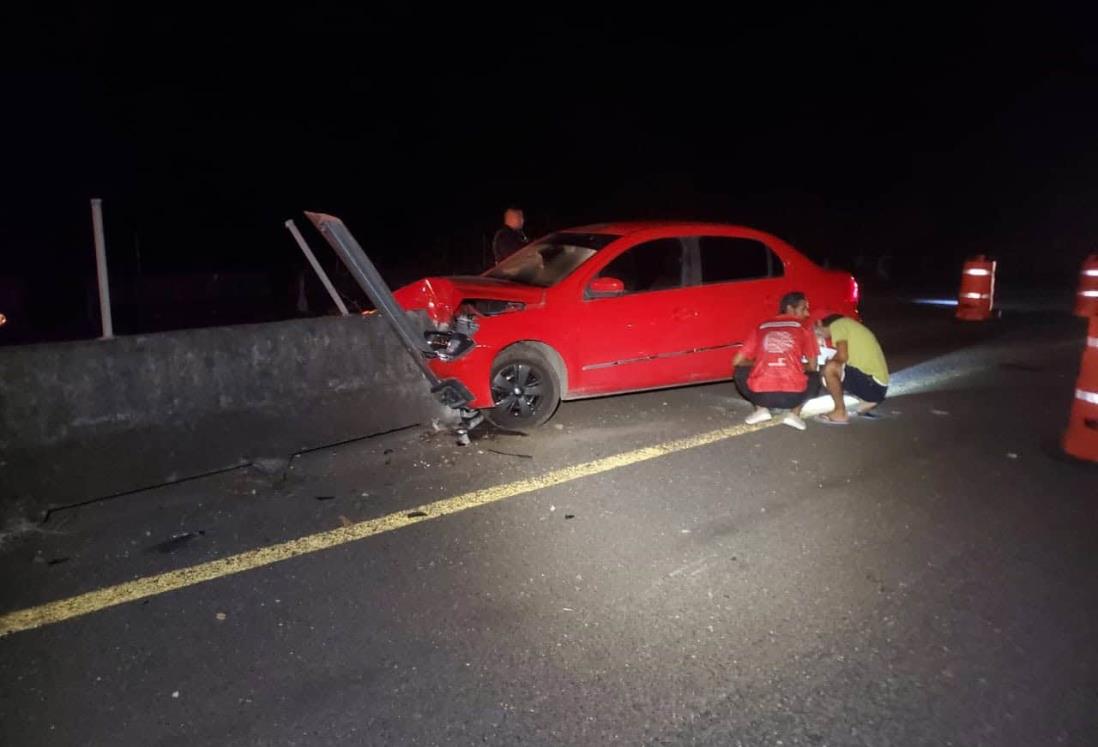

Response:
(732, 291), (819, 431)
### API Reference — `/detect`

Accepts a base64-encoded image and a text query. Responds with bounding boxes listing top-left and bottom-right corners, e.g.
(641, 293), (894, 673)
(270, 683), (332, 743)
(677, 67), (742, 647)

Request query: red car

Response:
(393, 221), (859, 428)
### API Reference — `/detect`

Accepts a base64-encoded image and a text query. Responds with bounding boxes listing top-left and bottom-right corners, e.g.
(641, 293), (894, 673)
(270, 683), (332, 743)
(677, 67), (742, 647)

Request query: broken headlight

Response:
(453, 310), (479, 337)
(424, 329), (475, 361)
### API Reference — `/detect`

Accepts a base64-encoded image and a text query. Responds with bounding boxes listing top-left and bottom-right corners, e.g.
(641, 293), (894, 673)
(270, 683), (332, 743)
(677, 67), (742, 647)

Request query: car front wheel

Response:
(485, 346), (561, 429)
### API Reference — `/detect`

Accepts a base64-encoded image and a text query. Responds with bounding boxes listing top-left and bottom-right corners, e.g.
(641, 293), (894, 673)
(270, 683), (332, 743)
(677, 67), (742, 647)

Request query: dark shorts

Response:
(842, 365), (888, 403)
(734, 367), (818, 410)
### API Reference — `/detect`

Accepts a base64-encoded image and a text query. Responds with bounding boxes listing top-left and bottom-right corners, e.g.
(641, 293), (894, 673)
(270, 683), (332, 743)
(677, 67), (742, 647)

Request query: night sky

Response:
(3, 6), (1096, 341)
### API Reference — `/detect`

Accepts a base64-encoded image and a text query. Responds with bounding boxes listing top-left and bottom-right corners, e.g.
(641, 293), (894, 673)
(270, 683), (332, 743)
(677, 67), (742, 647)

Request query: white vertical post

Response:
(90, 198), (114, 339)
(285, 219), (350, 316)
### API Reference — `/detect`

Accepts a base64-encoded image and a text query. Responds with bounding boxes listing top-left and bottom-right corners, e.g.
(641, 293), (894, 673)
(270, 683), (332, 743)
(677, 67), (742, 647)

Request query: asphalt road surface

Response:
(2, 296), (1096, 746)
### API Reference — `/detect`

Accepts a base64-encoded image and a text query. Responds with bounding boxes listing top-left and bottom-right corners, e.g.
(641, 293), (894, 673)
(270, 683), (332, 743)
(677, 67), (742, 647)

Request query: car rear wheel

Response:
(485, 346), (561, 429)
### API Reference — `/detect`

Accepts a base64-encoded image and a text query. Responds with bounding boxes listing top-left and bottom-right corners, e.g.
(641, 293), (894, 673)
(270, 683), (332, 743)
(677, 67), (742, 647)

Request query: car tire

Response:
(485, 345), (561, 430)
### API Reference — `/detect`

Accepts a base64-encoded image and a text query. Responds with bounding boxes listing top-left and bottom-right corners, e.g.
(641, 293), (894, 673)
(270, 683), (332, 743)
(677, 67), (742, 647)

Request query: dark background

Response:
(2, 5), (1096, 343)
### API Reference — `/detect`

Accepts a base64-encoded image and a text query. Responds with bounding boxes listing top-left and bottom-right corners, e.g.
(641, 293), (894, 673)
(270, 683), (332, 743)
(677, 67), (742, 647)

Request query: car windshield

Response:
(485, 232), (620, 287)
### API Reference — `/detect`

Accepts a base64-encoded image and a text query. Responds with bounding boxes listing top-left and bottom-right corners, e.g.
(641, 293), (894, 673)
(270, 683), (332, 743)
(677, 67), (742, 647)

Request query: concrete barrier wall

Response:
(0, 315), (452, 520)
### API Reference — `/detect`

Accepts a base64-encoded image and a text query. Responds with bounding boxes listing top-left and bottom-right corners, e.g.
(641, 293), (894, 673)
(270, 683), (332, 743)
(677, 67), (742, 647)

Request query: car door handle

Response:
(672, 308), (698, 321)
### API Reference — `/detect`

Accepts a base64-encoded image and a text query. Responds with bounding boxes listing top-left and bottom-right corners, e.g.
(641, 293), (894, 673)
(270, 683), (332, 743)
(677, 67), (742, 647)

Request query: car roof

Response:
(563, 221), (766, 237)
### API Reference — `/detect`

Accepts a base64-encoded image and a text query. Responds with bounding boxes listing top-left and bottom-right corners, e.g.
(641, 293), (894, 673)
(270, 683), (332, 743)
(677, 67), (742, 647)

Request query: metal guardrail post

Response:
(90, 198), (114, 339)
(304, 212), (473, 409)
(285, 219), (350, 316)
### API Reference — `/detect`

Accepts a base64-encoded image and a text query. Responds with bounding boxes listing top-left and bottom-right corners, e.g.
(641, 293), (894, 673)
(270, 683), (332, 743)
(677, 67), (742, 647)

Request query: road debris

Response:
(215, 612), (227, 621)
(930, 409), (951, 416)
(315, 495), (336, 501)
(151, 531), (204, 554)
(486, 448), (533, 459)
(0, 518), (42, 550)
(252, 457), (290, 475)
(338, 515), (353, 528)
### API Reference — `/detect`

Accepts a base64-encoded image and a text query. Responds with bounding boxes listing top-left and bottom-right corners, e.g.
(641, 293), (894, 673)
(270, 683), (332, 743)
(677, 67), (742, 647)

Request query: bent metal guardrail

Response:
(305, 212), (473, 410)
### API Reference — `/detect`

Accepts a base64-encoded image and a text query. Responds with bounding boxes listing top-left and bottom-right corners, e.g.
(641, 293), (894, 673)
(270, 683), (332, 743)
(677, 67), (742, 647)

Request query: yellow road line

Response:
(0, 420), (776, 638)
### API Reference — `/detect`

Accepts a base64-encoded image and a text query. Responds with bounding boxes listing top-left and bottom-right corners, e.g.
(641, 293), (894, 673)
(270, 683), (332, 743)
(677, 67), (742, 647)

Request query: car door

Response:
(569, 236), (704, 395)
(684, 234), (793, 379)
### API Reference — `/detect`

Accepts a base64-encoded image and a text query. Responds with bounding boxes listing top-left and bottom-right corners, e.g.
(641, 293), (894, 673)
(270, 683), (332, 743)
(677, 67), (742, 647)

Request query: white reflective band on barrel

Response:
(1077, 389), (1098, 405)
(962, 293), (989, 299)
(1085, 269), (1098, 277)
(965, 268), (991, 276)
(1081, 290), (1098, 298)
(1089, 336), (1098, 349)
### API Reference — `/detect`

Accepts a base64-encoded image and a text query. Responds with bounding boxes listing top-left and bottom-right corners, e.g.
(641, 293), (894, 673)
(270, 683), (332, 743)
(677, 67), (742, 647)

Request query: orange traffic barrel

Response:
(1063, 317), (1098, 462)
(1074, 254), (1098, 318)
(956, 255), (996, 321)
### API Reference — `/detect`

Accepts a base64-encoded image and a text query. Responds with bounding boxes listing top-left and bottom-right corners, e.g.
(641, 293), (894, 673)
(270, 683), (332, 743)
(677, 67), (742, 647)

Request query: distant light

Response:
(0, 313), (6, 326)
(910, 298), (958, 307)
(965, 268), (991, 276)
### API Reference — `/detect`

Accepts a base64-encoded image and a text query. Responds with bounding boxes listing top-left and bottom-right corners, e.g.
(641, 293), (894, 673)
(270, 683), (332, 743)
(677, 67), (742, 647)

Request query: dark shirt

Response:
(492, 226), (528, 264)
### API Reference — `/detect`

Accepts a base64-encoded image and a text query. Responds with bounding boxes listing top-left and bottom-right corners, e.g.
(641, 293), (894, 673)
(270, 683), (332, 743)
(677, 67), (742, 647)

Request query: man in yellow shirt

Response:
(815, 313), (889, 424)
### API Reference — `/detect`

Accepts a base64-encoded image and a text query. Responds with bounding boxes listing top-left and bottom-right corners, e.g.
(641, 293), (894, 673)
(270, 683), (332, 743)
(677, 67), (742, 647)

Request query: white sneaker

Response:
(745, 408), (772, 425)
(782, 412), (807, 431)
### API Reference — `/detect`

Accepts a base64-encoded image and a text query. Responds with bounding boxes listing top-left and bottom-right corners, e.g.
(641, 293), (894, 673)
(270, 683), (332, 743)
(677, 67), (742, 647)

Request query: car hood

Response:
(393, 276), (545, 324)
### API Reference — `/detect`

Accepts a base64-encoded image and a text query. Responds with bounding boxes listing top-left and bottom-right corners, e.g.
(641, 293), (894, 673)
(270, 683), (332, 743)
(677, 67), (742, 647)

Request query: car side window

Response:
(698, 237), (783, 283)
(598, 238), (685, 294)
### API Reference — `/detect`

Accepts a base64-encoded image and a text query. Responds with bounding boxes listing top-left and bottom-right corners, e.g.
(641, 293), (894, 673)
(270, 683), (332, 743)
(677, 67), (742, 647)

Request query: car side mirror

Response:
(587, 276), (625, 298)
